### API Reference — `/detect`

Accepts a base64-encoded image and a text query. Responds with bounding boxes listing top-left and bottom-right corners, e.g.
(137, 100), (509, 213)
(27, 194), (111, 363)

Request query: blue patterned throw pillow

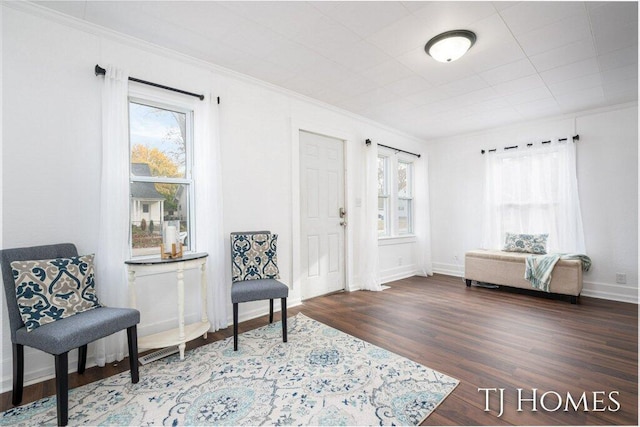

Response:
(503, 232), (548, 254)
(231, 233), (280, 282)
(11, 254), (101, 331)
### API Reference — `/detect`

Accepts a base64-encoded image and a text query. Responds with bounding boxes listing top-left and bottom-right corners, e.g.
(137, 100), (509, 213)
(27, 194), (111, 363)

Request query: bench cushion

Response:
(465, 250), (582, 296)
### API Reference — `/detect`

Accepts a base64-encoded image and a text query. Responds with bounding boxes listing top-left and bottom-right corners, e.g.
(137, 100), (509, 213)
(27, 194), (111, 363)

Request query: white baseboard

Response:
(380, 264), (417, 284)
(581, 281), (638, 304)
(432, 262), (464, 277)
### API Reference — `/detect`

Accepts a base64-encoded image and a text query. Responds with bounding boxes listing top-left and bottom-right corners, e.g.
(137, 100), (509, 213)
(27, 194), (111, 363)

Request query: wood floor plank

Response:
(0, 274), (637, 425)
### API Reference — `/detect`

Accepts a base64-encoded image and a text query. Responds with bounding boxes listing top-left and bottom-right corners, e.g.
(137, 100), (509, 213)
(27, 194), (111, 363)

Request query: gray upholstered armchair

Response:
(0, 243), (140, 426)
(230, 231), (288, 351)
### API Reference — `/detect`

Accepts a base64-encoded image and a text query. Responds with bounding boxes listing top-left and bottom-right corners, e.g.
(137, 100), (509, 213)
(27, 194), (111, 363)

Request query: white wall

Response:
(0, 4), (425, 392)
(428, 104), (638, 303)
(379, 237), (418, 283)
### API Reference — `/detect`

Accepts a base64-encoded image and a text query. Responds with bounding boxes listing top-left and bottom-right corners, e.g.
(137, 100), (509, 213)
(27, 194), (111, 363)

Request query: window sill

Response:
(378, 235), (417, 246)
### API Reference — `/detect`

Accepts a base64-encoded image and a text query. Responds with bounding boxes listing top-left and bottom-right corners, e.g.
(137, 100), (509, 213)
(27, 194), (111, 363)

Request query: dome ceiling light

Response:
(424, 30), (477, 63)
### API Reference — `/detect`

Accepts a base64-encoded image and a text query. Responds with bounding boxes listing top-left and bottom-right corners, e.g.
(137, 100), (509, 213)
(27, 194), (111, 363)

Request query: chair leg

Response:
(269, 299), (274, 323)
(77, 344), (87, 375)
(233, 303), (239, 351)
(127, 325), (140, 384)
(281, 297), (287, 343)
(12, 343), (24, 405)
(55, 352), (69, 426)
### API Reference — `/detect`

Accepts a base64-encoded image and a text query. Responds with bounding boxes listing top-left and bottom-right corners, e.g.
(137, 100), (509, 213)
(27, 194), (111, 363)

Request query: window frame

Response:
(128, 96), (196, 258)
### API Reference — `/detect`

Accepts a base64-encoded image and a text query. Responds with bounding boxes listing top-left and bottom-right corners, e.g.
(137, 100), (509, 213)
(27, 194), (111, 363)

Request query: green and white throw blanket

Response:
(525, 253), (592, 292)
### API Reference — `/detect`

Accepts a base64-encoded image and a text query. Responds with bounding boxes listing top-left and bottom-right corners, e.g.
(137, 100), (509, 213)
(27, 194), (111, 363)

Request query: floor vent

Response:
(139, 346), (179, 365)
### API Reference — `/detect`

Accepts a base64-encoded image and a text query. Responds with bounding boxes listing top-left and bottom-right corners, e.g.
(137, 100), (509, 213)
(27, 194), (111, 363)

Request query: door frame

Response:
(291, 119), (355, 298)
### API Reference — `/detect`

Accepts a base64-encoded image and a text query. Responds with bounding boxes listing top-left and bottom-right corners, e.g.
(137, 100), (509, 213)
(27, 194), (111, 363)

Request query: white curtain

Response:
(359, 141), (381, 291)
(193, 92), (228, 330)
(414, 154), (433, 276)
(95, 66), (130, 366)
(482, 140), (586, 253)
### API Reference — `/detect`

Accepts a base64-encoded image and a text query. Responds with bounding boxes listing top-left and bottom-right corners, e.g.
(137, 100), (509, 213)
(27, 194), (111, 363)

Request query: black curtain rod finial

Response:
(365, 139), (372, 146)
(95, 64), (106, 76)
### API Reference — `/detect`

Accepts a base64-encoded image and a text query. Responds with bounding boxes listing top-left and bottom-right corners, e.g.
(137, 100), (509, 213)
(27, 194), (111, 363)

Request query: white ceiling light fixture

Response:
(425, 30), (477, 63)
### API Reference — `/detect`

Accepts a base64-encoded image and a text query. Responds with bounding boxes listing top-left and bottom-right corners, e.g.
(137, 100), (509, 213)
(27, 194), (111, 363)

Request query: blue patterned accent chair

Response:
(0, 243), (140, 426)
(230, 231), (288, 351)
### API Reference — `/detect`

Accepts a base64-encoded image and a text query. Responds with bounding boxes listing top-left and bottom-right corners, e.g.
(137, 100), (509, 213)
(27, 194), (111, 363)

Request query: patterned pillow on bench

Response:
(503, 232), (548, 255)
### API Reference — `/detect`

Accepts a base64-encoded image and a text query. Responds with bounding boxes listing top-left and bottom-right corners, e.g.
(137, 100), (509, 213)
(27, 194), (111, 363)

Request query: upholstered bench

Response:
(464, 249), (583, 303)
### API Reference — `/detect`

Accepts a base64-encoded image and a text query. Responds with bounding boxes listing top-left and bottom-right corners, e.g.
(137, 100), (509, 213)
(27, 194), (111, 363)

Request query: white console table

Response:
(125, 252), (209, 360)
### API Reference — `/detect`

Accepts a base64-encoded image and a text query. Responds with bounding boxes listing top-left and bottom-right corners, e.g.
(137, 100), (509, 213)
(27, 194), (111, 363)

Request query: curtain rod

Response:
(365, 139), (421, 158)
(94, 64), (205, 101)
(481, 134), (579, 154)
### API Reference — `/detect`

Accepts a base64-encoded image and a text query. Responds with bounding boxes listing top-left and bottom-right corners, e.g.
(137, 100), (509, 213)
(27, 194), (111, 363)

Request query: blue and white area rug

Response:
(1, 314), (459, 426)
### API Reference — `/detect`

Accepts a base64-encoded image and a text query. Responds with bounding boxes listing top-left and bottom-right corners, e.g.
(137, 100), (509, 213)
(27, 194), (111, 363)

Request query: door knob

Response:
(340, 220), (347, 227)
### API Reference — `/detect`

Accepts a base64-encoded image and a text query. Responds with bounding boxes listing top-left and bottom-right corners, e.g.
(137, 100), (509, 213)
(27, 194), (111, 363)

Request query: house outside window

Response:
(378, 153), (414, 237)
(129, 99), (194, 257)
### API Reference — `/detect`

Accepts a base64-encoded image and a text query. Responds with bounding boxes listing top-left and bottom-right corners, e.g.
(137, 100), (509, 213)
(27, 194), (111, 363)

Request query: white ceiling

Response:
(35, 1), (638, 140)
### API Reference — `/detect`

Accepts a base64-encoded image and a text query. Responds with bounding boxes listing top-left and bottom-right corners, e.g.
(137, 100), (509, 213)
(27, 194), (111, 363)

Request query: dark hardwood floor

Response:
(1, 274), (637, 425)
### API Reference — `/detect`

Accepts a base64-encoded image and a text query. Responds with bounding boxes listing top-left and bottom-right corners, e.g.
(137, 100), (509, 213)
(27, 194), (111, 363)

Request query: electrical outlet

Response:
(398, 257), (403, 266)
(615, 273), (627, 284)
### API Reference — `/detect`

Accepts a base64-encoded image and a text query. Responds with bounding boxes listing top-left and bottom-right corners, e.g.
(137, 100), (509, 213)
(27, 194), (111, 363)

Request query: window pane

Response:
(129, 102), (186, 179)
(378, 197), (389, 236)
(398, 198), (412, 234)
(377, 156), (387, 196)
(131, 183), (190, 257)
(398, 161), (411, 197)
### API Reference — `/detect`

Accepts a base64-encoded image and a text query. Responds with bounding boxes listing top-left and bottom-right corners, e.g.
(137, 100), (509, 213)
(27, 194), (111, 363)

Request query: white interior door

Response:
(299, 130), (345, 300)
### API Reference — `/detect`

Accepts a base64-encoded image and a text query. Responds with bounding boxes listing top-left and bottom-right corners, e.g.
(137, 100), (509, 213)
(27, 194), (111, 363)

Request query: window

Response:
(482, 143), (585, 253)
(378, 154), (414, 237)
(129, 99), (194, 257)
